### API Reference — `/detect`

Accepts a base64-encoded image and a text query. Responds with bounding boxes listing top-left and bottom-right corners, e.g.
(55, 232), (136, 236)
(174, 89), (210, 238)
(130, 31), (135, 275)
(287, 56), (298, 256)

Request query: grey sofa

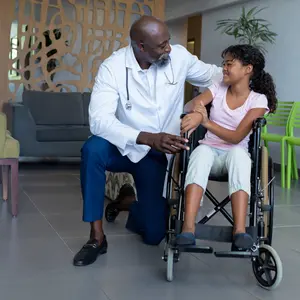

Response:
(7, 89), (91, 157)
(6, 89), (135, 200)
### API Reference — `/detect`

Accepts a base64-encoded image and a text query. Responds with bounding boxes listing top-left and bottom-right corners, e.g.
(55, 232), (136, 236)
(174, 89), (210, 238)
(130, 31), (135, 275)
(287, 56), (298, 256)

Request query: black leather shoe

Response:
(73, 236), (108, 266)
(105, 184), (136, 223)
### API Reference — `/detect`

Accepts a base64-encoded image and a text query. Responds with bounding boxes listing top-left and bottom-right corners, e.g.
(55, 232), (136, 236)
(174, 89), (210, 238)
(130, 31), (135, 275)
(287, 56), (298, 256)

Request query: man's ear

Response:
(139, 42), (145, 52)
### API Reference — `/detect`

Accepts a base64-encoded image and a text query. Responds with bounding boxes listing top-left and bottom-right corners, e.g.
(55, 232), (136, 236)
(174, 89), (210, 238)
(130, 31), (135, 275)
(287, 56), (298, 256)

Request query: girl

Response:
(177, 44), (277, 250)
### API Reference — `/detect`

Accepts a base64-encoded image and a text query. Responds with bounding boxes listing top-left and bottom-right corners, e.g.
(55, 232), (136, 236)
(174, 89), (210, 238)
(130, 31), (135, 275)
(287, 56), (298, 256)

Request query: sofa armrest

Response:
(8, 102), (37, 156)
(9, 103), (36, 136)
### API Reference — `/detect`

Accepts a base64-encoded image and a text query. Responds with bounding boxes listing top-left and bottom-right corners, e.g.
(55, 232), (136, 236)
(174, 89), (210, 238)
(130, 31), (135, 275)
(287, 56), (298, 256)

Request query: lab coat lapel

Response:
(130, 68), (150, 99)
(125, 46), (151, 101)
(155, 61), (172, 105)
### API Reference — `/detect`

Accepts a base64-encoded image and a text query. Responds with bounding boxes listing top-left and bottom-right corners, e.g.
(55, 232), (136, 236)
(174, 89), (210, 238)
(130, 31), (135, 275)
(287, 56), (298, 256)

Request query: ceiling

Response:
(165, 0), (252, 21)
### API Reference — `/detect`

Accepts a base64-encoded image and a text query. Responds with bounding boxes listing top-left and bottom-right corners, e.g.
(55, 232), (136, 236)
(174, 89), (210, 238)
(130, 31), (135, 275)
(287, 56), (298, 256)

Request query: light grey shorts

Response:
(185, 144), (252, 197)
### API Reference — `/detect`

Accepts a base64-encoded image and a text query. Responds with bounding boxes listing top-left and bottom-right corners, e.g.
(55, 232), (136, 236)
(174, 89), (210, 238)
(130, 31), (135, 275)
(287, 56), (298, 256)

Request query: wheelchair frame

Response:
(163, 117), (283, 290)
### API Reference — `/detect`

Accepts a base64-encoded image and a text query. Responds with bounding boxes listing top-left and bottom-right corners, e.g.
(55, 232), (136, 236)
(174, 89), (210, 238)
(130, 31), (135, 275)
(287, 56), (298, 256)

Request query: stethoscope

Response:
(125, 58), (177, 110)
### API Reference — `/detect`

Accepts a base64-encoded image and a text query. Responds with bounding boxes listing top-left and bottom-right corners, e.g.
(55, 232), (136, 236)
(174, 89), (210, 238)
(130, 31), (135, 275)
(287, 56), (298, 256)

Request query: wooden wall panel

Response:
(184, 14), (202, 104)
(4, 0), (165, 104)
(0, 1), (15, 109)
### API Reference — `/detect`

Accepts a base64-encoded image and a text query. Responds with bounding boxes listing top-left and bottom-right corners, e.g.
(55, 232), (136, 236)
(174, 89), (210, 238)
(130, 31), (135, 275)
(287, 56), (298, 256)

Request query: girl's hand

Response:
(194, 102), (209, 126)
(181, 112), (203, 135)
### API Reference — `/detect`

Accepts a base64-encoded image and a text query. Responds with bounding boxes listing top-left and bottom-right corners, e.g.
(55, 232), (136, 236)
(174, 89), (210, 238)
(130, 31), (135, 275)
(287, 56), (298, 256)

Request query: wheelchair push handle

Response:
(253, 117), (267, 129)
(179, 113), (190, 144)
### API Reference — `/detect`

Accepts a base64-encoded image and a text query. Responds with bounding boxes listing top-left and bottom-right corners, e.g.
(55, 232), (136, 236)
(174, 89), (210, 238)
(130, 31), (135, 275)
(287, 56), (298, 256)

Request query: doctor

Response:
(73, 15), (222, 266)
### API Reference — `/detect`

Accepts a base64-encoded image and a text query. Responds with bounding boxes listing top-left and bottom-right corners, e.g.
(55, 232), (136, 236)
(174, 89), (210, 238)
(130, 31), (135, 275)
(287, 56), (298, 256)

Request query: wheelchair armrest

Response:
(180, 113), (189, 119)
(248, 117), (266, 161)
(179, 113), (207, 149)
(253, 117), (267, 129)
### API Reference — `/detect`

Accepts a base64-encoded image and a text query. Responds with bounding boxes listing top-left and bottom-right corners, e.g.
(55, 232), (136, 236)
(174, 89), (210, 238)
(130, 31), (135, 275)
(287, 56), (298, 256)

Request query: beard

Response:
(153, 53), (170, 67)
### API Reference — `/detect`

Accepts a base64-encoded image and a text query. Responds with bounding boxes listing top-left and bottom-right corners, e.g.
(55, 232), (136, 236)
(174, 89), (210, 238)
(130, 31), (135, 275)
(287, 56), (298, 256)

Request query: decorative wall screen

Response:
(8, 0), (164, 100)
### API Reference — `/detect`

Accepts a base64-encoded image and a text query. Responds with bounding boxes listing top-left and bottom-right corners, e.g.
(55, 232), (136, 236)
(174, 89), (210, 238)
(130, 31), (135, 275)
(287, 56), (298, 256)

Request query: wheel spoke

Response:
(264, 268), (274, 286)
(265, 264), (276, 272)
(264, 251), (271, 262)
(257, 257), (264, 266)
(257, 268), (265, 277)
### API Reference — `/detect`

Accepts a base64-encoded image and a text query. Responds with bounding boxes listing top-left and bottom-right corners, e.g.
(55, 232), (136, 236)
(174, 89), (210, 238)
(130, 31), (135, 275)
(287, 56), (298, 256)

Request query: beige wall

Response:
(167, 17), (188, 47)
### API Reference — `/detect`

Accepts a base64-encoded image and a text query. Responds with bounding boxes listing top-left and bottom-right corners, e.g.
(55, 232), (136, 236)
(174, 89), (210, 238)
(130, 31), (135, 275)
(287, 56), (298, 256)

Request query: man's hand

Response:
(137, 132), (189, 154)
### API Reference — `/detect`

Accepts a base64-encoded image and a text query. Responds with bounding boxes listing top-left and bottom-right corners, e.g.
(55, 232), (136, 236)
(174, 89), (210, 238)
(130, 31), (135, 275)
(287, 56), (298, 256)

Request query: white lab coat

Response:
(89, 44), (222, 163)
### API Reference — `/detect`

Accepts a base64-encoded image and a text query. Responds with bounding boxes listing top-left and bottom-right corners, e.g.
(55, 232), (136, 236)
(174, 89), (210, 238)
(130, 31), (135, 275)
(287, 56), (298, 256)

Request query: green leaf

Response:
(252, 6), (268, 17)
(215, 5), (277, 49)
(246, 6), (258, 18)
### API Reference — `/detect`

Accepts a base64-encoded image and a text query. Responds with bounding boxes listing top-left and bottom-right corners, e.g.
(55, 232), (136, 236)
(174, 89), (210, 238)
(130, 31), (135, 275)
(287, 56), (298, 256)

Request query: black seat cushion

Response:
(36, 125), (91, 142)
(209, 173), (228, 182)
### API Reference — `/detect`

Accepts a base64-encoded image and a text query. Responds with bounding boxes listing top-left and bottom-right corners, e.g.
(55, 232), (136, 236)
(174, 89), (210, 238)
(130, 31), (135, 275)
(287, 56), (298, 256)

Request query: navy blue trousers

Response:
(80, 135), (168, 245)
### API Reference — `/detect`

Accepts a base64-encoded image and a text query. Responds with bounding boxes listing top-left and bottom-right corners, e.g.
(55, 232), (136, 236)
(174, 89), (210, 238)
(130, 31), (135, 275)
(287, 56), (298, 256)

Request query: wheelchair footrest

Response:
(177, 245), (213, 254)
(214, 251), (257, 258)
(195, 224), (257, 243)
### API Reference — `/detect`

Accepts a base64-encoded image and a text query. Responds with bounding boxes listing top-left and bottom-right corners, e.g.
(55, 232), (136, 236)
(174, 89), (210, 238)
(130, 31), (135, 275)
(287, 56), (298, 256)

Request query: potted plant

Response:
(215, 6), (277, 54)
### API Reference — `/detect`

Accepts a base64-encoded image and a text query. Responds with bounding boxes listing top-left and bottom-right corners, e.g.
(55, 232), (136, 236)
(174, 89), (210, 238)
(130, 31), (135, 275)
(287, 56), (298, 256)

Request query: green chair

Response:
(261, 101), (296, 188)
(286, 102), (300, 189)
(0, 112), (20, 216)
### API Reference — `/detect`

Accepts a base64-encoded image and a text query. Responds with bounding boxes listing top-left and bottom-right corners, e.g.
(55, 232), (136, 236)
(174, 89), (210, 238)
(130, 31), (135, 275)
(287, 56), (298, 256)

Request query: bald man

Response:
(73, 16), (222, 266)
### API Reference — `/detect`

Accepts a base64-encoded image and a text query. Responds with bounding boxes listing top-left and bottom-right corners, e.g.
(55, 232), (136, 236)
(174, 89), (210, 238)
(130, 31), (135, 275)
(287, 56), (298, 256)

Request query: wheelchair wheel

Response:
(261, 147), (274, 245)
(252, 244), (283, 290)
(166, 247), (174, 282)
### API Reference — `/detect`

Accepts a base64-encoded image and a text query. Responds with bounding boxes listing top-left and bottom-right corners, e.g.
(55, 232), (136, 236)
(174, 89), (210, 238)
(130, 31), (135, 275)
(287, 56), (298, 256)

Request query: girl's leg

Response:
(177, 145), (217, 245)
(225, 147), (252, 249)
(231, 191), (249, 235)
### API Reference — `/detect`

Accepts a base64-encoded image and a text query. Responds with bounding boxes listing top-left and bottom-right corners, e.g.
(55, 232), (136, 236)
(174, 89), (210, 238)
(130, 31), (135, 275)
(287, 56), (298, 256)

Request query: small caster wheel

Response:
(174, 249), (180, 263)
(252, 244), (283, 290)
(105, 203), (119, 223)
(166, 247), (174, 282)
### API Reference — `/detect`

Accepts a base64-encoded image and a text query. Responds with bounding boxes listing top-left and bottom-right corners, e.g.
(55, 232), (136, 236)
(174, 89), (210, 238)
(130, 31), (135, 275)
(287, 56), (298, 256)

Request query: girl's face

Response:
(222, 53), (253, 85)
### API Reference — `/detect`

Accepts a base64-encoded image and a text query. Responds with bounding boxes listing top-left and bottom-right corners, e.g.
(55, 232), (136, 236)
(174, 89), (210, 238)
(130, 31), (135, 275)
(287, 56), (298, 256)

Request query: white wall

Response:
(201, 0), (300, 165)
(165, 0), (251, 21)
(166, 17), (188, 47)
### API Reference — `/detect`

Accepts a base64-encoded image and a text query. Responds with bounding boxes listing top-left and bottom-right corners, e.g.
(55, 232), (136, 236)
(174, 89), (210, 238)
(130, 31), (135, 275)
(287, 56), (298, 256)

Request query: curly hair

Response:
(221, 44), (277, 113)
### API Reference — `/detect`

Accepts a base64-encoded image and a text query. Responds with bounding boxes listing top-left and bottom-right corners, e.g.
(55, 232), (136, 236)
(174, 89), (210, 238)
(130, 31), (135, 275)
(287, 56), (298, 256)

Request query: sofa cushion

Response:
(36, 125), (90, 142)
(23, 89), (85, 125)
(82, 92), (91, 125)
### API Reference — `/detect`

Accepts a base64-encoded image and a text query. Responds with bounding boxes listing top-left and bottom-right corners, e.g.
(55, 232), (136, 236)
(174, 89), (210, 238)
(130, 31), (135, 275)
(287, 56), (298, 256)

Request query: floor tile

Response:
(22, 185), (83, 215)
(19, 173), (80, 187)
(0, 211), (59, 240)
(91, 254), (258, 300)
(0, 188), (39, 217)
(0, 235), (73, 282)
(0, 164), (299, 299)
(46, 210), (131, 239)
(0, 270), (109, 300)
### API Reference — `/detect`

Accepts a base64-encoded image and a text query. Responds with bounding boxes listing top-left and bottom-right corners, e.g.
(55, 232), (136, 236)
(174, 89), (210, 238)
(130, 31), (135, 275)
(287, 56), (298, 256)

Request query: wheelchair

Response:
(162, 114), (283, 290)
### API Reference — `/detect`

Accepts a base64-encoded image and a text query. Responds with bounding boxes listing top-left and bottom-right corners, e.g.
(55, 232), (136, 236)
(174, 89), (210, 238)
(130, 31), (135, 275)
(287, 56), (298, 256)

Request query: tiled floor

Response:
(1, 163), (300, 300)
